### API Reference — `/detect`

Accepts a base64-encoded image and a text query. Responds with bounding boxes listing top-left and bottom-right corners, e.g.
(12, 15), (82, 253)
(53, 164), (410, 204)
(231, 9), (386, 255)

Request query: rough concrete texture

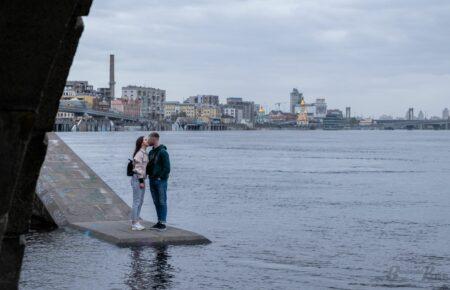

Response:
(72, 221), (210, 247)
(0, 1), (92, 289)
(36, 133), (132, 225)
(37, 133), (210, 246)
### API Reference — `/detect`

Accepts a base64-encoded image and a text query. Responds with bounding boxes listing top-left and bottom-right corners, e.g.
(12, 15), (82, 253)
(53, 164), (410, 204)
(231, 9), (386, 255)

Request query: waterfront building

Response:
(97, 87), (112, 105)
(443, 108), (449, 120)
(65, 81), (94, 95)
(323, 109), (345, 130)
(62, 85), (77, 96)
(163, 101), (181, 119)
(122, 85), (165, 120)
(290, 88), (304, 114)
(185, 95), (219, 106)
(123, 99), (140, 118)
(221, 115), (235, 125)
(197, 105), (221, 122)
(226, 97), (255, 123)
(359, 118), (375, 127)
(268, 110), (297, 123)
(61, 94), (96, 109)
(111, 99), (124, 113)
(179, 103), (197, 118)
(314, 98), (327, 119)
(59, 98), (87, 109)
(111, 98), (141, 118)
(63, 81), (112, 110)
(56, 111), (75, 120)
(223, 106), (243, 123)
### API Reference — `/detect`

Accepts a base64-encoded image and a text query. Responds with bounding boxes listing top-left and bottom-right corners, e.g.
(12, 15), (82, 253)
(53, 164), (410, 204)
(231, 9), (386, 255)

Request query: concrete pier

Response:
(36, 133), (210, 246)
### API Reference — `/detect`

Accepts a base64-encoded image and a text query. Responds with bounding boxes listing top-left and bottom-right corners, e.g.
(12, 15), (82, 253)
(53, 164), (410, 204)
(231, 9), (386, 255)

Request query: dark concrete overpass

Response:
(1, 1), (93, 288)
(58, 103), (139, 122)
(56, 104), (162, 132)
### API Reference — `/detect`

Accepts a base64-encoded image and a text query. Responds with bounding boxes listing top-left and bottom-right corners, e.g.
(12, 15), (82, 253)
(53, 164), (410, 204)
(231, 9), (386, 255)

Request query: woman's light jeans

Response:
(131, 174), (145, 222)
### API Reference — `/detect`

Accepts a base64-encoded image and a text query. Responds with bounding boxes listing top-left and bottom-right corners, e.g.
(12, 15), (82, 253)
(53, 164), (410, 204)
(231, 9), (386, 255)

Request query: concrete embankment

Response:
(35, 133), (210, 246)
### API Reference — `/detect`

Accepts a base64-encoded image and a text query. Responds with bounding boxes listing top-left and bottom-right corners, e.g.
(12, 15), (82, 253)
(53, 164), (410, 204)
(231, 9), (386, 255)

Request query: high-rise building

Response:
(290, 88), (303, 114)
(226, 97), (255, 123)
(443, 108), (449, 120)
(122, 85), (165, 120)
(185, 95), (219, 106)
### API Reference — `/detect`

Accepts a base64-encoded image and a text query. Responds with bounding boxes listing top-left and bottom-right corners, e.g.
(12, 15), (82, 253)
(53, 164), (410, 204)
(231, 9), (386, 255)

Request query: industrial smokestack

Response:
(109, 54), (115, 99)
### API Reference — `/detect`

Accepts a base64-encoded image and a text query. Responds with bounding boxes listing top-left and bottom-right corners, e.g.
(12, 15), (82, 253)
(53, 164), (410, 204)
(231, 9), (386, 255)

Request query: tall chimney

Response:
(109, 54), (115, 99)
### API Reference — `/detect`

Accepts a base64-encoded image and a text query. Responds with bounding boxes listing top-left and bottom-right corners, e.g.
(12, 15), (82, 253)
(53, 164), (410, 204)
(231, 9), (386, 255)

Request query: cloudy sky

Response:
(69, 0), (450, 117)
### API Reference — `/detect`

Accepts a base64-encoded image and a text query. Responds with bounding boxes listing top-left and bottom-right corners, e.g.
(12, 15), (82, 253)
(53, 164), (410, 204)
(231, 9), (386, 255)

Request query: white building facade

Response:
(122, 85), (166, 120)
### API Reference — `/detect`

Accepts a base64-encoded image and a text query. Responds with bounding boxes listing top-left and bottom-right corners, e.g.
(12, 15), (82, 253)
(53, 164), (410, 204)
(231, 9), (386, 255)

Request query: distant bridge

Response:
(375, 119), (450, 130)
(54, 104), (159, 132)
(58, 104), (139, 122)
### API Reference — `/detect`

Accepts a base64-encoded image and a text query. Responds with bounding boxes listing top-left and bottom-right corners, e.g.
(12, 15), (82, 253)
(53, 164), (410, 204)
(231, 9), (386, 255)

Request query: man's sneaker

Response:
(151, 222), (166, 231)
(131, 222), (145, 231)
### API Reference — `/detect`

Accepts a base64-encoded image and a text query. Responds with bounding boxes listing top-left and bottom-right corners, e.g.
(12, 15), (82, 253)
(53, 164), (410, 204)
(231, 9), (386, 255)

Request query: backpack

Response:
(126, 159), (134, 176)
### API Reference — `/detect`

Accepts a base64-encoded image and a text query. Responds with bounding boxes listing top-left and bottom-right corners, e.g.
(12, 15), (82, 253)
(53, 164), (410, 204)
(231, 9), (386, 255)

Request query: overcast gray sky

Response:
(69, 0), (450, 117)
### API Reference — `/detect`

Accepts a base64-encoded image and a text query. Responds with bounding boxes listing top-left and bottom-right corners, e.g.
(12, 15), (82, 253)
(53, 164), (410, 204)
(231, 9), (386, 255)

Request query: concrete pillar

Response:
(0, 1), (92, 288)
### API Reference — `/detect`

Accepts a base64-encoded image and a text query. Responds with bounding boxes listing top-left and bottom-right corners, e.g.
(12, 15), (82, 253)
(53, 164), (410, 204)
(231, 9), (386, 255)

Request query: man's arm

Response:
(160, 150), (171, 178)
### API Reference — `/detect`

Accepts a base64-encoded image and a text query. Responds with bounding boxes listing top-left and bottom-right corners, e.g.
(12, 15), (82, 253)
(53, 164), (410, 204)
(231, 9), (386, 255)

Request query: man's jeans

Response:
(149, 178), (168, 223)
(131, 174), (145, 222)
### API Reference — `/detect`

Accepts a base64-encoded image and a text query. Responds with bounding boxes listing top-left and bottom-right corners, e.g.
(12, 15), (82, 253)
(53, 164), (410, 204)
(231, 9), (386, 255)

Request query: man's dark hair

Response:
(149, 132), (160, 139)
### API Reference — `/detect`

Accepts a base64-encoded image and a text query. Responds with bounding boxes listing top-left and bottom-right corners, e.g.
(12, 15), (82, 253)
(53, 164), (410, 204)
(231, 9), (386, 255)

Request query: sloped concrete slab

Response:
(70, 220), (210, 247)
(36, 133), (210, 246)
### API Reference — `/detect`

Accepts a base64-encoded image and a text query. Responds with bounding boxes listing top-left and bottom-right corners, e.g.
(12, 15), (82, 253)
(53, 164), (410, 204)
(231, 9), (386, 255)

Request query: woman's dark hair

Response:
(133, 136), (144, 157)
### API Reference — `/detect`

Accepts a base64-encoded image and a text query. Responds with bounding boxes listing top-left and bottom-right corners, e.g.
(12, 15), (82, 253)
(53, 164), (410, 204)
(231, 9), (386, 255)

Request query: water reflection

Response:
(125, 246), (174, 290)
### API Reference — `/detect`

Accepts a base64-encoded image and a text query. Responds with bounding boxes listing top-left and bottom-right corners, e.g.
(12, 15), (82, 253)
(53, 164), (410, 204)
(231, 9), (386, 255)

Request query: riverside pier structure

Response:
(36, 133), (210, 246)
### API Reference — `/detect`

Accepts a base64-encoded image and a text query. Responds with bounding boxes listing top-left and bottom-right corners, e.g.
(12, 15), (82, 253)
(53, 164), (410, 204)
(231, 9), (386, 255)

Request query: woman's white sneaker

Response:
(131, 222), (145, 231)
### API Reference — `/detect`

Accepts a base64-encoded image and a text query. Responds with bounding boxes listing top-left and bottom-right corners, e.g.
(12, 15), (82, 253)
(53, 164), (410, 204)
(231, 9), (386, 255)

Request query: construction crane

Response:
(274, 102), (282, 111)
(273, 101), (288, 112)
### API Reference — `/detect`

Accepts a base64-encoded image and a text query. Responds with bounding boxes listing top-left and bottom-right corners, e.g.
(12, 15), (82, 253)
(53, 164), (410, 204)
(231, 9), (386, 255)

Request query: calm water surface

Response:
(20, 131), (450, 289)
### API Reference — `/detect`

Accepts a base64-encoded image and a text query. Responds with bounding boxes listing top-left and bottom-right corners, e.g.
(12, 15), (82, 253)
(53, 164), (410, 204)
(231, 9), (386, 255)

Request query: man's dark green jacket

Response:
(146, 145), (171, 180)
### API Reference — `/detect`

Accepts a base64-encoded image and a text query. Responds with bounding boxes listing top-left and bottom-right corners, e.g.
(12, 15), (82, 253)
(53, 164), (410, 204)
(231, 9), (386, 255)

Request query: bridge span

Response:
(54, 104), (160, 132)
(375, 119), (450, 130)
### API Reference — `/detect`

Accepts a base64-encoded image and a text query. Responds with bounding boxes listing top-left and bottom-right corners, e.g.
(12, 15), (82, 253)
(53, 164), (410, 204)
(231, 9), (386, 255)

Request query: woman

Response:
(131, 136), (149, 231)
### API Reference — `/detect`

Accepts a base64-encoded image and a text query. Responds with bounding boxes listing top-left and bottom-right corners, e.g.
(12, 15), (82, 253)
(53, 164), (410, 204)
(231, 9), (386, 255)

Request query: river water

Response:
(20, 131), (450, 289)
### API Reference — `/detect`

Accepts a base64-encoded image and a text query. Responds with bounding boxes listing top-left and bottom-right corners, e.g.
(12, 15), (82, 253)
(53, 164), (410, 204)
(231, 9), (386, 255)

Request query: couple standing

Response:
(131, 132), (170, 231)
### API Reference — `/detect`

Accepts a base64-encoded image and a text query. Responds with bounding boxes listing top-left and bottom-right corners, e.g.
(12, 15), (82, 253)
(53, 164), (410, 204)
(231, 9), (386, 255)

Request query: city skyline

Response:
(68, 0), (450, 117)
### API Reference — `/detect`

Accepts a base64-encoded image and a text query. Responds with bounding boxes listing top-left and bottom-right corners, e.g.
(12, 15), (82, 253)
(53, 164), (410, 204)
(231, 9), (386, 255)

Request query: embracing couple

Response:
(130, 132), (170, 231)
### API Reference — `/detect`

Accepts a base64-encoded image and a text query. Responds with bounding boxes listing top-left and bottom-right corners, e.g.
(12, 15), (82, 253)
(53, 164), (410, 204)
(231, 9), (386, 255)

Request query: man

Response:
(146, 132), (171, 231)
